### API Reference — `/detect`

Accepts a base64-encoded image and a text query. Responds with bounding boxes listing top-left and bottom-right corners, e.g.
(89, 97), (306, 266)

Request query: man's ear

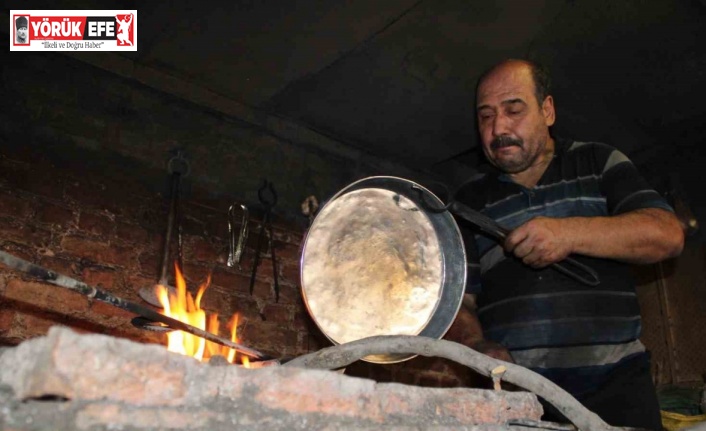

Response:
(542, 95), (556, 127)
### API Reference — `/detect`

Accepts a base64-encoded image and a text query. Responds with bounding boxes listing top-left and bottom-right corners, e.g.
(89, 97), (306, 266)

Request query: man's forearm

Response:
(565, 208), (684, 264)
(507, 207), (684, 268)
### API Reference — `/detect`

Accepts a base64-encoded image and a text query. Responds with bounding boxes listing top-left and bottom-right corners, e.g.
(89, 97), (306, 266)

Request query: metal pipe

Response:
(0, 250), (271, 360)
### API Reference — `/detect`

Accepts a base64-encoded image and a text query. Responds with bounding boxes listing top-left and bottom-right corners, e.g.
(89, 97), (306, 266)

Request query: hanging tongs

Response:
(412, 185), (600, 287)
(227, 204), (249, 268)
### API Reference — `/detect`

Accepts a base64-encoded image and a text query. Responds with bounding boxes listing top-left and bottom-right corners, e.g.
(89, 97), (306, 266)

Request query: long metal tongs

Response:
(249, 180), (280, 302)
(412, 185), (600, 287)
(0, 250), (273, 360)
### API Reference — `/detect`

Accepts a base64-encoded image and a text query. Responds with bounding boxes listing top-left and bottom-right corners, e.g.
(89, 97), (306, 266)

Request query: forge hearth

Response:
(0, 326), (542, 431)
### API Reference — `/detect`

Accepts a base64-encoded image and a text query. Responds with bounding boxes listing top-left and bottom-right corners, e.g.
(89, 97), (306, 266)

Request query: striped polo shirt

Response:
(455, 138), (673, 397)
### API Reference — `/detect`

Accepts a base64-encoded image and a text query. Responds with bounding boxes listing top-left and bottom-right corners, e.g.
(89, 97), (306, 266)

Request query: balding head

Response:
(477, 59), (551, 107)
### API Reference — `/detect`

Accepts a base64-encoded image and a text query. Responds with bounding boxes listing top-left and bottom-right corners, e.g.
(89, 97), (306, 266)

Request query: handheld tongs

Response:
(413, 185), (600, 287)
(249, 180), (280, 301)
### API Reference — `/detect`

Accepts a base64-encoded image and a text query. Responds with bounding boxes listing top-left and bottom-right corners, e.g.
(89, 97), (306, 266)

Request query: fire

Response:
(156, 263), (249, 366)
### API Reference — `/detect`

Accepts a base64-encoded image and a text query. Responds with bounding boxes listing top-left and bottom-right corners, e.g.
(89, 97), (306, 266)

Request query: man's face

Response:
(17, 26), (27, 41)
(476, 62), (555, 173)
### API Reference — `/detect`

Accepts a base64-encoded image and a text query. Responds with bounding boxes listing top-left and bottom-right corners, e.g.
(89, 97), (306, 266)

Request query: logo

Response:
(10, 10), (137, 51)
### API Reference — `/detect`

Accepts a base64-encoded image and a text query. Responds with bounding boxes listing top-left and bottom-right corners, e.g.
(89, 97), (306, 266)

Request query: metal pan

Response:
(300, 176), (466, 363)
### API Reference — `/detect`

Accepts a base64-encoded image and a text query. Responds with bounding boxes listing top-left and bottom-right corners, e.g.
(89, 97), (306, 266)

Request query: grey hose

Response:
(285, 335), (623, 431)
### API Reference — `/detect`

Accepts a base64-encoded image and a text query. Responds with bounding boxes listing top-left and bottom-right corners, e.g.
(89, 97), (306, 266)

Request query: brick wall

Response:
(0, 50), (477, 389)
(0, 150), (313, 359)
(0, 150), (479, 387)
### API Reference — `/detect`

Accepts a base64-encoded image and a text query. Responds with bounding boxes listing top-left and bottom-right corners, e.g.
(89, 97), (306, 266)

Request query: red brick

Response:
(147, 232), (165, 253)
(115, 221), (150, 245)
(238, 297), (265, 323)
(181, 263), (211, 286)
(279, 261), (301, 286)
(0, 158), (64, 199)
(201, 211), (229, 239)
(269, 217), (305, 240)
(35, 201), (75, 228)
(240, 322), (299, 352)
(253, 375), (372, 419)
(103, 325), (166, 346)
(138, 252), (161, 278)
(89, 300), (136, 321)
(21, 168), (66, 199)
(65, 180), (124, 215)
(60, 235), (136, 267)
(293, 310), (312, 331)
(302, 332), (328, 353)
(417, 373), (462, 388)
(276, 281), (302, 305)
(10, 312), (59, 340)
(366, 363), (398, 383)
(198, 284), (235, 315)
(274, 240), (303, 261)
(180, 215), (206, 237)
(187, 237), (220, 263)
(257, 255), (277, 275)
(0, 221), (52, 248)
(0, 307), (17, 334)
(0, 191), (32, 219)
(79, 212), (115, 237)
(212, 267), (270, 298)
(38, 256), (80, 277)
(80, 267), (117, 289)
(4, 279), (90, 316)
(125, 275), (161, 303)
(261, 303), (291, 323)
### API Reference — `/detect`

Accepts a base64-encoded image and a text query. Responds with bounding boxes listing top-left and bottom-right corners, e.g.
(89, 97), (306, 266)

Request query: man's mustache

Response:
(490, 136), (523, 151)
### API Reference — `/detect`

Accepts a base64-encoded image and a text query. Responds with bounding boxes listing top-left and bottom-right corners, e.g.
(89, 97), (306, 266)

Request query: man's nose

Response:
(491, 114), (510, 136)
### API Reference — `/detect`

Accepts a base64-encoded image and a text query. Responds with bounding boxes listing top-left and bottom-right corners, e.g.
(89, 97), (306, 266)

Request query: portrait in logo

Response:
(15, 16), (29, 44)
(115, 13), (133, 46)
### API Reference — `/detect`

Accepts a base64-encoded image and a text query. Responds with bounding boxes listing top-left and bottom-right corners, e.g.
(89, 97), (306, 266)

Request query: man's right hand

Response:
(470, 339), (514, 363)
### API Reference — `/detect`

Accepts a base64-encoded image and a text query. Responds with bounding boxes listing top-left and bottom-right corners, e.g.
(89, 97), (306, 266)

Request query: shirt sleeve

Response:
(596, 144), (674, 215)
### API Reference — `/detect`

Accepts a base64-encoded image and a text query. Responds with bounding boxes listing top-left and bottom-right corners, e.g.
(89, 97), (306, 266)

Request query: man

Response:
(450, 59), (684, 429)
(15, 16), (29, 44)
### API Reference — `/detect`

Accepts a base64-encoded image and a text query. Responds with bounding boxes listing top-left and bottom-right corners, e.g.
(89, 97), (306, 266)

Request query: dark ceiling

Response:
(4, 1), (706, 226)
(120, 0), (706, 178)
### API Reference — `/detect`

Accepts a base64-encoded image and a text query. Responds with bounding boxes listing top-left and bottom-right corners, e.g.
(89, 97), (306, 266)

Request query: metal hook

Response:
(410, 184), (452, 213)
(258, 180), (278, 209)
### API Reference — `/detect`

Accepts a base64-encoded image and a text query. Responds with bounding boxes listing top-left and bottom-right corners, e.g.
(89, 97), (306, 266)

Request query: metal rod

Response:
(0, 250), (270, 360)
(158, 171), (180, 284)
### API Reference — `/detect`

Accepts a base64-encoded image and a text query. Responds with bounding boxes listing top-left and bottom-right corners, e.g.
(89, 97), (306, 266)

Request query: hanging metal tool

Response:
(249, 180), (280, 302)
(301, 195), (319, 226)
(138, 151), (190, 307)
(227, 204), (249, 268)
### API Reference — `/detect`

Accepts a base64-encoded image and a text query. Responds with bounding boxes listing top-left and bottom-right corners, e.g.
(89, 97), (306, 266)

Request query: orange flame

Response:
(156, 263), (249, 366)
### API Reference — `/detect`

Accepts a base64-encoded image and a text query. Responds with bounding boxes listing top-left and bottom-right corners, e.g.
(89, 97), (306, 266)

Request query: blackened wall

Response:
(0, 50), (478, 388)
